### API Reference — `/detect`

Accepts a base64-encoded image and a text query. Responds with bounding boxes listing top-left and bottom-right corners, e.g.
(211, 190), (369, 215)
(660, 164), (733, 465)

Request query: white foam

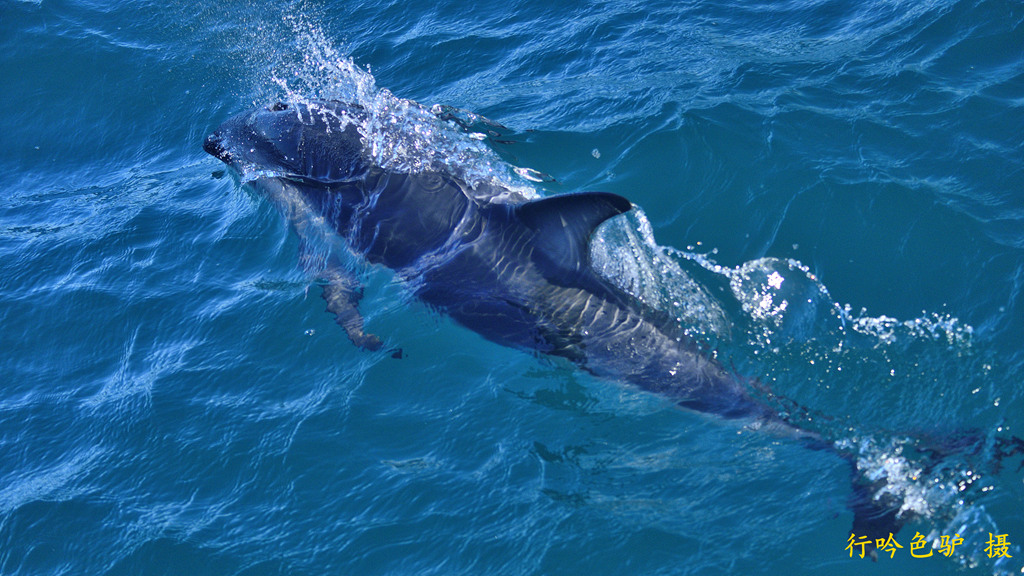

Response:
(263, 15), (538, 204)
(590, 208), (732, 344)
(845, 308), (974, 348)
(834, 434), (1023, 573)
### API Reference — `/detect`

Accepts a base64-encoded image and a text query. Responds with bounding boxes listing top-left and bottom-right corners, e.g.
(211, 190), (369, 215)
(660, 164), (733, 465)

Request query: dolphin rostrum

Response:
(204, 99), (906, 552)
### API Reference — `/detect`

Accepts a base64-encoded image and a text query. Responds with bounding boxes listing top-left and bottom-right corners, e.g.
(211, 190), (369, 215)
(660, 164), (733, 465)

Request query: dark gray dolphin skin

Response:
(204, 99), (902, 553)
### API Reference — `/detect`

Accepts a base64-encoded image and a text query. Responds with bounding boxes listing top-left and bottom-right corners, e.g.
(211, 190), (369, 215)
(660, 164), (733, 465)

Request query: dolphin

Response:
(203, 99), (904, 552)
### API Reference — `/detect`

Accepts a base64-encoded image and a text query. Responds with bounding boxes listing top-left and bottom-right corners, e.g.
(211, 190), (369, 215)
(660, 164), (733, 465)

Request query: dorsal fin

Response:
(514, 191), (633, 277)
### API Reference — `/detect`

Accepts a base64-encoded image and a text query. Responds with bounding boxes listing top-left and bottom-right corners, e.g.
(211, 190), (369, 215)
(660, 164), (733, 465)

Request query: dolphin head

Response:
(203, 100), (369, 182)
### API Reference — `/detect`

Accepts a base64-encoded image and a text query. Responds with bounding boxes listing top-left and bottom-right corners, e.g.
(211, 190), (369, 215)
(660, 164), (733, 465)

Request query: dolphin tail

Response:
(784, 432), (902, 560)
(842, 450), (904, 561)
(823, 430), (1024, 561)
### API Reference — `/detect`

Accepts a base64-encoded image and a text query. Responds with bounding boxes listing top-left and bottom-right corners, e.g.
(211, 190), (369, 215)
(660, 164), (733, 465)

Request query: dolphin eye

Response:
(269, 102), (289, 112)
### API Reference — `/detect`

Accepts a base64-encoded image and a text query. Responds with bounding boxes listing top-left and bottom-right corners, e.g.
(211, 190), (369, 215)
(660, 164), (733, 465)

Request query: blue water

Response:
(2, 0), (1023, 574)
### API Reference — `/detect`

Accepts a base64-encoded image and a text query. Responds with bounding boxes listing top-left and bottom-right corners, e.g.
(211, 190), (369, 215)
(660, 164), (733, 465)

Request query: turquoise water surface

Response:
(2, 1), (1023, 574)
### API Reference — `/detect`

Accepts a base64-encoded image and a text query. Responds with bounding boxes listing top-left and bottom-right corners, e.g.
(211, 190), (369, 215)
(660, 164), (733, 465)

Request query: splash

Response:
(844, 309), (974, 348)
(589, 208), (975, 358)
(835, 434), (1023, 574)
(262, 14), (538, 204)
(590, 208), (732, 345)
(586, 205), (1024, 573)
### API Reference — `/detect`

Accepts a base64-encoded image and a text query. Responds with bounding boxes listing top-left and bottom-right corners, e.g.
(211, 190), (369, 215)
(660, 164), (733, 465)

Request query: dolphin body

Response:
(204, 99), (902, 549)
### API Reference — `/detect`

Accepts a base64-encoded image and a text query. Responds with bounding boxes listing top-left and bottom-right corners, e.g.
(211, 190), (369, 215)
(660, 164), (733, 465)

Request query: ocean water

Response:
(2, 0), (1023, 574)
